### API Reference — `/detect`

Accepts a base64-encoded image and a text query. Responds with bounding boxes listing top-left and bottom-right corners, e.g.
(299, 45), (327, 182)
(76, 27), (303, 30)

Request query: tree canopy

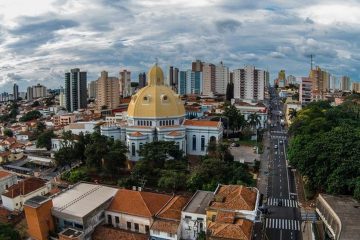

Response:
(288, 99), (360, 200)
(19, 110), (42, 122)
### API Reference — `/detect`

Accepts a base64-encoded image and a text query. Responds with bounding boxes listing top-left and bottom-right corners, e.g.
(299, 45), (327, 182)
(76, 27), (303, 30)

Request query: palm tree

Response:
(248, 113), (261, 131)
(288, 108), (297, 120)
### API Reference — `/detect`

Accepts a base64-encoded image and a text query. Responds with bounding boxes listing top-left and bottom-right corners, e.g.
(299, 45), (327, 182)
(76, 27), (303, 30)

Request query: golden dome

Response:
(127, 65), (185, 119)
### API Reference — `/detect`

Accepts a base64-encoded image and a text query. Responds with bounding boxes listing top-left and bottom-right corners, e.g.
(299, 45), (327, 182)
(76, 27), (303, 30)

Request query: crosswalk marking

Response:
(265, 218), (301, 231)
(271, 135), (287, 140)
(267, 197), (299, 208)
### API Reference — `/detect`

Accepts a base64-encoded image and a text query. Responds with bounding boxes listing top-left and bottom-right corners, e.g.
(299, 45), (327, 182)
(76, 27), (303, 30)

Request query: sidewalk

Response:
(257, 130), (270, 199)
(301, 221), (313, 240)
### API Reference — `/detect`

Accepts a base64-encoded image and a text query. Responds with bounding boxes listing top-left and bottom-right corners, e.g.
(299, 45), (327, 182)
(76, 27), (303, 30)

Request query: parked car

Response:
(279, 140), (283, 144)
(274, 144), (278, 149)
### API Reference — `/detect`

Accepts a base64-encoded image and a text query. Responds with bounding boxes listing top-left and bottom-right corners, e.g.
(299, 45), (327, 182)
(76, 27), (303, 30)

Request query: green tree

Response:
(0, 223), (21, 240)
(248, 113), (261, 131)
(103, 140), (128, 176)
(3, 129), (13, 137)
(223, 104), (245, 133)
(36, 130), (56, 150)
(288, 108), (297, 120)
(84, 132), (109, 169)
(225, 82), (234, 101)
(19, 110), (42, 122)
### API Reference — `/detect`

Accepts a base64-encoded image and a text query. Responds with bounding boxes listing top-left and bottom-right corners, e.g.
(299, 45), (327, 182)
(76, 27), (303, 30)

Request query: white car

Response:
(274, 145), (278, 149)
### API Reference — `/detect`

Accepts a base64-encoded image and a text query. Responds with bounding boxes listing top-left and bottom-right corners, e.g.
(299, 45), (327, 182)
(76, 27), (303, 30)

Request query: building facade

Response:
(120, 70), (131, 97)
(341, 76), (351, 91)
(96, 71), (120, 110)
(27, 84), (47, 100)
(300, 77), (312, 105)
(65, 68), (87, 112)
(13, 83), (19, 100)
(139, 72), (147, 89)
(88, 80), (98, 99)
(233, 66), (266, 101)
(101, 65), (223, 161)
(215, 62), (229, 95)
(202, 63), (216, 96)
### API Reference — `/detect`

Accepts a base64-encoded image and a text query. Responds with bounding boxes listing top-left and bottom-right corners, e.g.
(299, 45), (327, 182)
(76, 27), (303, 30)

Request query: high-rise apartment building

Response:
(192, 60), (203, 72)
(310, 66), (331, 98)
(13, 84), (19, 100)
(300, 77), (312, 105)
(96, 71), (120, 110)
(138, 72), (146, 88)
(27, 84), (47, 100)
(340, 76), (351, 91)
(215, 62), (229, 95)
(168, 66), (179, 91)
(59, 87), (66, 108)
(286, 75), (296, 86)
(65, 68), (87, 112)
(119, 70), (131, 97)
(88, 80), (98, 99)
(202, 63), (216, 95)
(185, 70), (202, 95)
(330, 76), (338, 91)
(233, 65), (266, 101)
(178, 71), (187, 95)
(352, 82), (360, 93)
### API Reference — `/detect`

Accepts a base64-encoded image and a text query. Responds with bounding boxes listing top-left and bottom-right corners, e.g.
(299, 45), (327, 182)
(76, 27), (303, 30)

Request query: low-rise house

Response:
(0, 151), (10, 163)
(1, 177), (50, 211)
(15, 131), (31, 141)
(150, 195), (190, 240)
(105, 188), (172, 235)
(0, 170), (17, 195)
(206, 185), (260, 222)
(233, 101), (268, 129)
(181, 190), (214, 240)
(51, 183), (118, 239)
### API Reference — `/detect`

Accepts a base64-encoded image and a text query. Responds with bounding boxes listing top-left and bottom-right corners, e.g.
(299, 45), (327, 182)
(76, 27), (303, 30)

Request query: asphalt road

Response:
(263, 88), (302, 240)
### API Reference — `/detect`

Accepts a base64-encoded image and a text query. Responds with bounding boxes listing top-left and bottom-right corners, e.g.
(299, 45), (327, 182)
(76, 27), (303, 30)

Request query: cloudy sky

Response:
(1, 0), (360, 92)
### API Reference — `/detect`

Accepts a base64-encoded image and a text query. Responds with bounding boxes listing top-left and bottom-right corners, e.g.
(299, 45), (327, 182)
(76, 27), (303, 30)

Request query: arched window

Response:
(201, 135), (205, 151)
(192, 135), (197, 151)
(131, 143), (136, 156)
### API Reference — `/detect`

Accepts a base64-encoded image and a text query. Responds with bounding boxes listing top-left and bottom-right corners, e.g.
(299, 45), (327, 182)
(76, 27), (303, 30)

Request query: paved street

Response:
(262, 88), (302, 240)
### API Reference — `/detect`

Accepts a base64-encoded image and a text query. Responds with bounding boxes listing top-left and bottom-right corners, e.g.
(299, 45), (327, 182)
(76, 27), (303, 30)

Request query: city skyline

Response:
(1, 0), (360, 92)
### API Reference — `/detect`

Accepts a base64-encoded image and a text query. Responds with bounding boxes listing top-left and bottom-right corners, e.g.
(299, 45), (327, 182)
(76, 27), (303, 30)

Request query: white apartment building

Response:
(233, 65), (266, 101)
(215, 62), (229, 95)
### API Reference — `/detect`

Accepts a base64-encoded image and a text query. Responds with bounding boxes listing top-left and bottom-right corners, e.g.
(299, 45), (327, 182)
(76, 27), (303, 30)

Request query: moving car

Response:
(274, 144), (278, 149)
(279, 140), (283, 144)
(278, 200), (282, 206)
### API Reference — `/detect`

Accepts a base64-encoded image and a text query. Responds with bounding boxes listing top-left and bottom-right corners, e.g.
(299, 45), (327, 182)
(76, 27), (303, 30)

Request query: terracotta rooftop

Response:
(151, 219), (179, 234)
(215, 210), (236, 224)
(92, 226), (148, 240)
(2, 177), (46, 199)
(0, 170), (13, 180)
(130, 131), (144, 137)
(156, 195), (190, 220)
(108, 189), (172, 218)
(183, 119), (220, 127)
(207, 219), (253, 240)
(167, 131), (183, 137)
(209, 185), (257, 211)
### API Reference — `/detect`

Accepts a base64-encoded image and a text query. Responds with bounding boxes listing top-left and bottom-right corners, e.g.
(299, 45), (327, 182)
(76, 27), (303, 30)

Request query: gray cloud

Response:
(0, 0), (359, 92)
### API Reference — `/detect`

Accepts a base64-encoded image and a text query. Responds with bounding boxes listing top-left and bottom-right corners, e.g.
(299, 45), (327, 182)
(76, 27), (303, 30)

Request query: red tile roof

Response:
(130, 131), (144, 137)
(183, 119), (220, 127)
(92, 226), (148, 240)
(0, 170), (13, 180)
(167, 131), (183, 137)
(207, 219), (253, 240)
(151, 219), (179, 234)
(108, 189), (172, 217)
(2, 177), (47, 199)
(156, 195), (189, 220)
(209, 185), (257, 211)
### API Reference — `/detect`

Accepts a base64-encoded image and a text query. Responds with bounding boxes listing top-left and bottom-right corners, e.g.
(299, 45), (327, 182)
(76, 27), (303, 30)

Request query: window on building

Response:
(139, 143), (143, 151)
(168, 233), (173, 237)
(134, 223), (139, 232)
(201, 136), (205, 151)
(115, 216), (119, 224)
(132, 143), (136, 156)
(199, 222), (204, 231)
(127, 222), (132, 230)
(192, 135), (196, 151)
(107, 215), (112, 224)
(145, 225), (150, 233)
(74, 223), (83, 229)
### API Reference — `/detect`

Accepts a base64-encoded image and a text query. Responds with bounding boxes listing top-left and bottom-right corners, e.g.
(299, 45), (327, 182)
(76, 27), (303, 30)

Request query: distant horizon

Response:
(1, 0), (360, 92)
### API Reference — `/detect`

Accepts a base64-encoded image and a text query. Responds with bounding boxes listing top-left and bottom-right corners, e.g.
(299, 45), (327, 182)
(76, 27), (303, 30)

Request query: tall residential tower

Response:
(65, 68), (87, 112)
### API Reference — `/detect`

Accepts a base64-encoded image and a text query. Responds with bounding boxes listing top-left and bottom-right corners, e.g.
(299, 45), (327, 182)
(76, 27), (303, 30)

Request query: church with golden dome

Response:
(101, 64), (223, 161)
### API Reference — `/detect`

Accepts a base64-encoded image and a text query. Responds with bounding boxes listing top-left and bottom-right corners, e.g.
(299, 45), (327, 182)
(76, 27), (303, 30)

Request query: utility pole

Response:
(310, 54), (314, 70)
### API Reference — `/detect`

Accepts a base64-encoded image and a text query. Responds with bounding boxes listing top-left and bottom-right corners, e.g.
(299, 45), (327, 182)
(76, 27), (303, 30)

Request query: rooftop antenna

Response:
(310, 54), (314, 70)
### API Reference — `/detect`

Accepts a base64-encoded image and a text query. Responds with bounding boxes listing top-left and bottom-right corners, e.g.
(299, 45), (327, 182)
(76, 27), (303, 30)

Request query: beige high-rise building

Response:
(352, 82), (360, 93)
(310, 66), (330, 99)
(215, 62), (230, 95)
(119, 70), (131, 97)
(88, 80), (98, 99)
(97, 71), (120, 110)
(341, 76), (351, 91)
(202, 63), (216, 95)
(233, 65), (266, 101)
